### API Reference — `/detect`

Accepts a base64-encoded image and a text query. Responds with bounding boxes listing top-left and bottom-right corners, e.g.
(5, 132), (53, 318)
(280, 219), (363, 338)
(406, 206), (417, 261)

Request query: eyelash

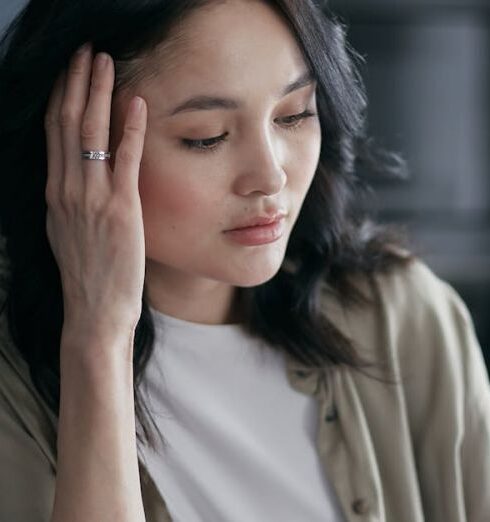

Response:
(181, 109), (318, 154)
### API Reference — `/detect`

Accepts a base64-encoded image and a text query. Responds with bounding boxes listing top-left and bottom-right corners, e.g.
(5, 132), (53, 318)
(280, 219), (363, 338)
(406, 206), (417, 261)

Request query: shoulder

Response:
(353, 255), (469, 324)
(371, 258), (487, 397)
(341, 257), (483, 370)
(380, 259), (485, 385)
(371, 257), (472, 331)
(338, 257), (490, 438)
(351, 260), (490, 520)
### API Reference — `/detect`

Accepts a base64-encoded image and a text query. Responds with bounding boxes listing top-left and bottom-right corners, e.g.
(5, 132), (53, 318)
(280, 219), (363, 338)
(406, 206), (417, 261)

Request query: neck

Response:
(144, 263), (246, 325)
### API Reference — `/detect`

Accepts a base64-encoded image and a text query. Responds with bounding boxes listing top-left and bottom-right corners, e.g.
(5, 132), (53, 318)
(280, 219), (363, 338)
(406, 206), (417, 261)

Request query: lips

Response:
(223, 216), (286, 246)
(226, 212), (287, 231)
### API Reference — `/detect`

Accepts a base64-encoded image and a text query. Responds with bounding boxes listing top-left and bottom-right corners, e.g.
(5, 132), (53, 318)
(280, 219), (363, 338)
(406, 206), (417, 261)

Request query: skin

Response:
(45, 0), (322, 331)
(43, 1), (320, 517)
(109, 0), (322, 325)
(45, 32), (148, 522)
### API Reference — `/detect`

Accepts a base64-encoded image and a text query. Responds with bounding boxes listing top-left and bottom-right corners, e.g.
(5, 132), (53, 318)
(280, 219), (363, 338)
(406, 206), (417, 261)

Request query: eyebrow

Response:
(167, 70), (317, 117)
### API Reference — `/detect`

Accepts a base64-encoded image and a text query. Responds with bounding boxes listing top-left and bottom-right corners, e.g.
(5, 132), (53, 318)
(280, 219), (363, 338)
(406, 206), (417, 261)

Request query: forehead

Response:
(140, 0), (310, 103)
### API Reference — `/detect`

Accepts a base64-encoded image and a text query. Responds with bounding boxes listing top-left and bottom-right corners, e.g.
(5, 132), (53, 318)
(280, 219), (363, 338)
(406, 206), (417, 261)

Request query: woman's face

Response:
(110, 0), (321, 291)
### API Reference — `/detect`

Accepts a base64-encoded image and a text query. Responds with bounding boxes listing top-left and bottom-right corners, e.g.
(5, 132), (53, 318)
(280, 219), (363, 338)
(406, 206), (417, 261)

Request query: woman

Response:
(0, 0), (488, 520)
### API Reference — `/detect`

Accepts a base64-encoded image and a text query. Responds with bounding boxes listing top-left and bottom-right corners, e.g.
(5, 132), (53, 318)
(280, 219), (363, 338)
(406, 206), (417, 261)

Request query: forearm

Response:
(51, 329), (145, 522)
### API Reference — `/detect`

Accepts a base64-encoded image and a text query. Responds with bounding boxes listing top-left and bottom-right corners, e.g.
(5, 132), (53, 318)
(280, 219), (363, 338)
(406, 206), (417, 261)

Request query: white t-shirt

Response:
(137, 306), (345, 522)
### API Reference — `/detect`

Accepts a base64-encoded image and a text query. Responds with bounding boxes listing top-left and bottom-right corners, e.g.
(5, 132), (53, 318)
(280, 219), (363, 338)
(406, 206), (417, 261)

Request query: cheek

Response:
(137, 133), (229, 227)
(138, 168), (202, 225)
(290, 125), (321, 189)
(136, 135), (198, 219)
(137, 149), (225, 239)
(304, 121), (322, 168)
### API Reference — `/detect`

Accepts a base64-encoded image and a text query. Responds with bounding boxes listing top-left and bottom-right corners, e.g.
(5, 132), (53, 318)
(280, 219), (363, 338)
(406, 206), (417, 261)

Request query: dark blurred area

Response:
(329, 0), (490, 369)
(1, 1), (489, 367)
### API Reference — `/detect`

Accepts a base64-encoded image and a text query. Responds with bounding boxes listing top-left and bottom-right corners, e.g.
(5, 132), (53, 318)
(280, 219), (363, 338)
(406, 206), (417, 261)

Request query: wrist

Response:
(60, 323), (136, 372)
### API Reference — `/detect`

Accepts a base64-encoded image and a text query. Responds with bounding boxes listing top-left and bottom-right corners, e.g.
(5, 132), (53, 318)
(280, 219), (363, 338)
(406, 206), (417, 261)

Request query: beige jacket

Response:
(0, 259), (489, 521)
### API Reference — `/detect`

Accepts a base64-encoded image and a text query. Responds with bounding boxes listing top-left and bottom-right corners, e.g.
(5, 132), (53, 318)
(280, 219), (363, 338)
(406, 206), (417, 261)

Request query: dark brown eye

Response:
(280, 110), (317, 129)
(181, 133), (229, 153)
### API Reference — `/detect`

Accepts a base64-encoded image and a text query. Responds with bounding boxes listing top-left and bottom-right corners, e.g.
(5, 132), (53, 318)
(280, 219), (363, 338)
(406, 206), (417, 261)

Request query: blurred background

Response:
(328, 0), (490, 369)
(1, 0), (489, 367)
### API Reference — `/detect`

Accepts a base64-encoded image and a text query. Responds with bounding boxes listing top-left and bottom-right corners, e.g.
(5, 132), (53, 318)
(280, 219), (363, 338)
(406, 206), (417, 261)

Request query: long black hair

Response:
(0, 0), (410, 449)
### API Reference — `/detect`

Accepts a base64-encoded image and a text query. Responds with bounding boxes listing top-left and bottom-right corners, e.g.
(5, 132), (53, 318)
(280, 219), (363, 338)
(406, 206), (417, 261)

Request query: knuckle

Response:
(44, 112), (58, 130)
(83, 196), (100, 215)
(117, 146), (137, 165)
(90, 76), (106, 93)
(68, 59), (85, 77)
(58, 197), (72, 215)
(60, 186), (77, 210)
(110, 212), (132, 237)
(124, 122), (142, 135)
(80, 118), (99, 140)
(82, 187), (106, 215)
(45, 185), (58, 207)
(59, 107), (79, 128)
(106, 199), (126, 221)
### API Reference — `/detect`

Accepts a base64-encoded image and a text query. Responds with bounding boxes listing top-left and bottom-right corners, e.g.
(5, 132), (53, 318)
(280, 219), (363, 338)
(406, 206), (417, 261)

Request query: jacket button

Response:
(295, 370), (309, 377)
(352, 498), (370, 515)
(324, 406), (338, 422)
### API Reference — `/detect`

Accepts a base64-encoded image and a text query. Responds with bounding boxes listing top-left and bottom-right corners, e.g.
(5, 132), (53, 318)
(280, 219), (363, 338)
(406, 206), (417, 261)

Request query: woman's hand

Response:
(44, 42), (147, 340)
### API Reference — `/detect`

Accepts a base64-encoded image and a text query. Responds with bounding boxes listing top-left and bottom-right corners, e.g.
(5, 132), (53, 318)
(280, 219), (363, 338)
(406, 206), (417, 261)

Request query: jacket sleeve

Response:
(454, 287), (490, 522)
(429, 278), (490, 522)
(386, 261), (490, 522)
(0, 389), (56, 521)
(0, 265), (56, 522)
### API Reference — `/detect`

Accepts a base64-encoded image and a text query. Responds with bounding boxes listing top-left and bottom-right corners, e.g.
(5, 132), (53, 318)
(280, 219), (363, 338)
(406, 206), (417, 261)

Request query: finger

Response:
(44, 70), (67, 206)
(81, 52), (115, 197)
(112, 97), (147, 199)
(59, 42), (93, 202)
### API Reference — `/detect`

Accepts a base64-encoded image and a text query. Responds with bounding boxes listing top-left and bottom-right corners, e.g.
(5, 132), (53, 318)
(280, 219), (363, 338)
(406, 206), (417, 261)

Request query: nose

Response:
(232, 126), (287, 196)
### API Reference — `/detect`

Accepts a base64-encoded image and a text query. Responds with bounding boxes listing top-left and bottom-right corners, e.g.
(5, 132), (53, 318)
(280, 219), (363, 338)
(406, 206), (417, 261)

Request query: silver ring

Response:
(81, 150), (111, 161)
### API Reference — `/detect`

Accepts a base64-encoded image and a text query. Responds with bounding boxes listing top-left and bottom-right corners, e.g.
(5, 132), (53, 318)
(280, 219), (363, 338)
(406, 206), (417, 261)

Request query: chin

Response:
(226, 261), (283, 288)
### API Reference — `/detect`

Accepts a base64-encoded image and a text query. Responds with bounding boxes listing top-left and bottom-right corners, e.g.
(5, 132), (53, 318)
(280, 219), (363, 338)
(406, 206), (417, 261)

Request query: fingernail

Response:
(76, 42), (91, 55)
(95, 53), (108, 71)
(131, 97), (143, 115)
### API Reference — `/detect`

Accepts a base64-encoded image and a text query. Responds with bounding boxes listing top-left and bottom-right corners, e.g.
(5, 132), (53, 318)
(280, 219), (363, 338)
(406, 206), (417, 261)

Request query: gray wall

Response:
(0, 0), (27, 34)
(330, 0), (490, 362)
